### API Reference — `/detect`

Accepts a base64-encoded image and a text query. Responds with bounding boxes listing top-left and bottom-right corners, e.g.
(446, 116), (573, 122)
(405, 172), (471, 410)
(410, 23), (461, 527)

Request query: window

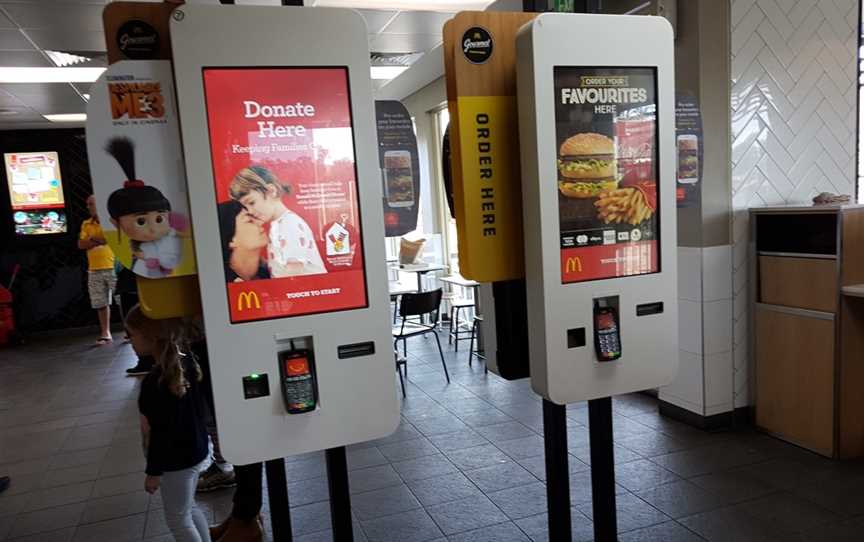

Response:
(433, 106), (460, 272)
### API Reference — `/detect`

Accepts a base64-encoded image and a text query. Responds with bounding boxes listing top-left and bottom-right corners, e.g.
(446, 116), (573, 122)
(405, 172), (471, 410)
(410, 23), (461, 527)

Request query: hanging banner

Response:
(554, 67), (659, 283)
(86, 60), (196, 279)
(675, 92), (702, 208)
(201, 67), (367, 324)
(445, 11), (535, 282)
(375, 100), (420, 237)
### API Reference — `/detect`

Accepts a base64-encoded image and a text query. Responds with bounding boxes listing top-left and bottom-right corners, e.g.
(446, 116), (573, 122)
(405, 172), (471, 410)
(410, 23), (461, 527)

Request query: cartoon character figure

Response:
(104, 137), (186, 278)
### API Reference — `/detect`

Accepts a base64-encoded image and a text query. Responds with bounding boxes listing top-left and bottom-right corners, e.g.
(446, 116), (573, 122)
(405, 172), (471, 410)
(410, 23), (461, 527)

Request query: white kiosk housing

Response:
(171, 5), (399, 464)
(516, 14), (678, 405)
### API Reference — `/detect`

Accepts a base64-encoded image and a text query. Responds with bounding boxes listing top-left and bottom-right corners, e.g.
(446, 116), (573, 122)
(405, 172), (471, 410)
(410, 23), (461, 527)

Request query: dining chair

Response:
(392, 289), (449, 383)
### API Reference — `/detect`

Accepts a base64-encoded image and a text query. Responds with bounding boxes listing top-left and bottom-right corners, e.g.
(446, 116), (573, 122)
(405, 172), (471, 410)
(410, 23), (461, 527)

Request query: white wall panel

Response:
(730, 0), (858, 408)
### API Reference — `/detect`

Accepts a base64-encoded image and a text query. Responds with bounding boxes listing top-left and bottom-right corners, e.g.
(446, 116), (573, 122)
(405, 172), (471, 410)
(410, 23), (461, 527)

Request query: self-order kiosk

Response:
(516, 13), (678, 405)
(170, 5), (399, 464)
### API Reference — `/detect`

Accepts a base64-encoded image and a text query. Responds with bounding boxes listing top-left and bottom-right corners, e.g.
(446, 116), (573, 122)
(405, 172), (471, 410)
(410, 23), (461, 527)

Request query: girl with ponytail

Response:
(127, 305), (212, 542)
(228, 165), (326, 277)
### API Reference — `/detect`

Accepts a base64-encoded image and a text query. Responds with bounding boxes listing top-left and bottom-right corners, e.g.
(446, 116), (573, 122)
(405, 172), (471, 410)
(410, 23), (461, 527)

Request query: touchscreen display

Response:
(554, 67), (659, 283)
(203, 67), (367, 323)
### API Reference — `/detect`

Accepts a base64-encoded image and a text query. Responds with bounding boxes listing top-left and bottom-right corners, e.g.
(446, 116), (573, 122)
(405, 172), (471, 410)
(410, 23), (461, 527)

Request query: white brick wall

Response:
(730, 0), (858, 407)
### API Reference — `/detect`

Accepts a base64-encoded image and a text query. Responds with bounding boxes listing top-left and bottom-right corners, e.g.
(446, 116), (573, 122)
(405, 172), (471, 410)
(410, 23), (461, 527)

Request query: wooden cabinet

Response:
(752, 205), (864, 458)
(754, 306), (834, 456)
(758, 256), (836, 313)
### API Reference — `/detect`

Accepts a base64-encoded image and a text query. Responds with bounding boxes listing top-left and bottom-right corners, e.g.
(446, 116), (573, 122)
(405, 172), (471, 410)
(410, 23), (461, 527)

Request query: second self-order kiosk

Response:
(515, 12), (678, 541)
(517, 13), (678, 403)
(170, 5), (399, 465)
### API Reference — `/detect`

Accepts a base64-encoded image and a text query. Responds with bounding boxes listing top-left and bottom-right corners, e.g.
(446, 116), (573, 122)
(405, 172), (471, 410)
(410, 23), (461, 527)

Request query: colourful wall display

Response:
(4, 152), (67, 235)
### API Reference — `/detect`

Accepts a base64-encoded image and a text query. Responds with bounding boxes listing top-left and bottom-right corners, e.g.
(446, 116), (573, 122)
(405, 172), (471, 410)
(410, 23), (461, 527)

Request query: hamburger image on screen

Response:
(557, 133), (619, 199)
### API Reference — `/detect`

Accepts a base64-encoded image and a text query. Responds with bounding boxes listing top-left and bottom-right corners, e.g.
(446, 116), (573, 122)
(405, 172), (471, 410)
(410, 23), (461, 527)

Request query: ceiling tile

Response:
(71, 82), (92, 95)
(0, 106), (43, 122)
(380, 10), (451, 34)
(0, 28), (33, 50)
(371, 33), (441, 53)
(9, 88), (86, 115)
(25, 29), (106, 52)
(0, 9), (15, 29)
(1, 3), (104, 31)
(1, 81), (82, 99)
(0, 50), (53, 67)
(0, 88), (25, 107)
(357, 8), (397, 34)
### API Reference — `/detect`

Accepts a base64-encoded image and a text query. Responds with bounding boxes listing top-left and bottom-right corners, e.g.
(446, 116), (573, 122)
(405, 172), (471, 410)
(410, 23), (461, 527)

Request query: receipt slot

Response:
(170, 6), (399, 465)
(516, 13), (678, 405)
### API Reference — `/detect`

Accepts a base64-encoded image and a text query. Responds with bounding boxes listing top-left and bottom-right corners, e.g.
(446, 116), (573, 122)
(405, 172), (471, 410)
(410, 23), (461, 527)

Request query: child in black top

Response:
(128, 305), (211, 542)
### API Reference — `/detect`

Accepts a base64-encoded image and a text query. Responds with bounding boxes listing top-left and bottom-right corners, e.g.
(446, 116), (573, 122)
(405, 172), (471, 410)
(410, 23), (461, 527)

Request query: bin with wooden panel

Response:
(752, 205), (864, 458)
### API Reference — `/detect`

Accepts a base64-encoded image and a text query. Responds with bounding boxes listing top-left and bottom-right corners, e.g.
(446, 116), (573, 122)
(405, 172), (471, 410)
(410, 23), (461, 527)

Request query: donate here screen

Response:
(203, 67), (368, 323)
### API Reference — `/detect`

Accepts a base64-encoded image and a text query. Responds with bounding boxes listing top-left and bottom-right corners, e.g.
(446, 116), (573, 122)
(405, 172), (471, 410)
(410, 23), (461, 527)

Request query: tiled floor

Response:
(2, 331), (864, 541)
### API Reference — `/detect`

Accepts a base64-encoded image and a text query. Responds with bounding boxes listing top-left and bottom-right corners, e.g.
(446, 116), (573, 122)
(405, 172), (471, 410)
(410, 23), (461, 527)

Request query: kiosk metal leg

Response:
(542, 399), (572, 541)
(326, 446), (353, 541)
(265, 458), (293, 542)
(588, 397), (617, 542)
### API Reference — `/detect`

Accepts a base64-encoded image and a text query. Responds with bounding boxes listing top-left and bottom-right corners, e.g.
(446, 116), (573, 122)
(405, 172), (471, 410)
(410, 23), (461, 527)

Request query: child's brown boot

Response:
(209, 516), (230, 540)
(218, 517), (264, 542)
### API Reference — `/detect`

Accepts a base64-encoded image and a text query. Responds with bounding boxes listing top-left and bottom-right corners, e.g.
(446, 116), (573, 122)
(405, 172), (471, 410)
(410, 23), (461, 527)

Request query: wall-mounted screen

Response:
(202, 67), (368, 323)
(4, 151), (67, 235)
(554, 67), (659, 283)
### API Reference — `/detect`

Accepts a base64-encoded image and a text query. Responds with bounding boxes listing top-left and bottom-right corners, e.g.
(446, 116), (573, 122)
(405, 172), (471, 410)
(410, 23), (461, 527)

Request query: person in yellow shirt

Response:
(79, 195), (116, 345)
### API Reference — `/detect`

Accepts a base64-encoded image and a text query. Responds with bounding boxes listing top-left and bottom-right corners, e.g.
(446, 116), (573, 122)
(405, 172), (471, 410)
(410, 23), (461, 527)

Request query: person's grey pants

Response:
(161, 459), (212, 542)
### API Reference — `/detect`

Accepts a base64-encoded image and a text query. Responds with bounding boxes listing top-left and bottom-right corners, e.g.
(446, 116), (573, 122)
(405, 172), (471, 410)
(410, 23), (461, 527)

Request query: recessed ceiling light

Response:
(371, 66), (408, 80)
(0, 67), (105, 83)
(45, 50), (92, 68)
(43, 113), (87, 122)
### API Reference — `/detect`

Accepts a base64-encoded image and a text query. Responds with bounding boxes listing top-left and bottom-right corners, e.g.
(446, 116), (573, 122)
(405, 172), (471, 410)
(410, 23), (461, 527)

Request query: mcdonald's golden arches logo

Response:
(237, 291), (261, 311)
(565, 257), (582, 274)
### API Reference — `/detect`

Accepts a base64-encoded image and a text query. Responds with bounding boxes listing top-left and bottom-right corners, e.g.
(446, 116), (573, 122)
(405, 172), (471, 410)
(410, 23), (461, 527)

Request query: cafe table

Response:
(388, 263), (447, 293)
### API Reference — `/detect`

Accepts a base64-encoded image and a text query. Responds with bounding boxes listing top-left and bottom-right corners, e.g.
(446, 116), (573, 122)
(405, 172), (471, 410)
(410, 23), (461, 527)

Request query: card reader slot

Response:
(337, 341), (376, 359)
(636, 302), (664, 316)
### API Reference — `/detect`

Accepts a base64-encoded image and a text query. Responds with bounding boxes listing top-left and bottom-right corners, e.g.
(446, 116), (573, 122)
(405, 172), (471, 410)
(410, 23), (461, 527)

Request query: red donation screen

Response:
(203, 67), (368, 323)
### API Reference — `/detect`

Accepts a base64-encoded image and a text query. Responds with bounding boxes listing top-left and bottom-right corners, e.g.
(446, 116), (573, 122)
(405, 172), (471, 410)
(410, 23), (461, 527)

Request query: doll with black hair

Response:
(105, 137), (186, 278)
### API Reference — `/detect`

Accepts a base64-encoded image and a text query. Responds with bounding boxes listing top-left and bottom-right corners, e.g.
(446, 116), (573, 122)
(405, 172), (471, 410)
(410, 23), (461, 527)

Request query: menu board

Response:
(4, 151), (67, 235)
(554, 67), (659, 283)
(202, 67), (367, 323)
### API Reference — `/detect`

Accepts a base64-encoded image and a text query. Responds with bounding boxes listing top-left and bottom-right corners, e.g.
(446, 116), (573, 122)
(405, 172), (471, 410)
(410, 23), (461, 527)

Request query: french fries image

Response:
(594, 187), (654, 225)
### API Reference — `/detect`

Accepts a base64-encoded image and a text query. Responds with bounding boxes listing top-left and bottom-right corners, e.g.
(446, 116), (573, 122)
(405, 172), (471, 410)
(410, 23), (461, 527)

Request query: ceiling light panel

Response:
(45, 51), (92, 67)
(370, 66), (408, 79)
(43, 113), (86, 122)
(0, 67), (105, 83)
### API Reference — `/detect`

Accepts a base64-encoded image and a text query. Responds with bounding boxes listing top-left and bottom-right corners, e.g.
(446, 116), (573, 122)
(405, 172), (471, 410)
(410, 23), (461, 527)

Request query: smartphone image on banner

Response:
(676, 134), (699, 185)
(383, 150), (415, 208)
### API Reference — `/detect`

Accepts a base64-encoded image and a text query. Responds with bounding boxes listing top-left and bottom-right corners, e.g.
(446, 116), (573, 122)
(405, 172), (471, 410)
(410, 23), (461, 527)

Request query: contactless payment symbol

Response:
(462, 27), (493, 64)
